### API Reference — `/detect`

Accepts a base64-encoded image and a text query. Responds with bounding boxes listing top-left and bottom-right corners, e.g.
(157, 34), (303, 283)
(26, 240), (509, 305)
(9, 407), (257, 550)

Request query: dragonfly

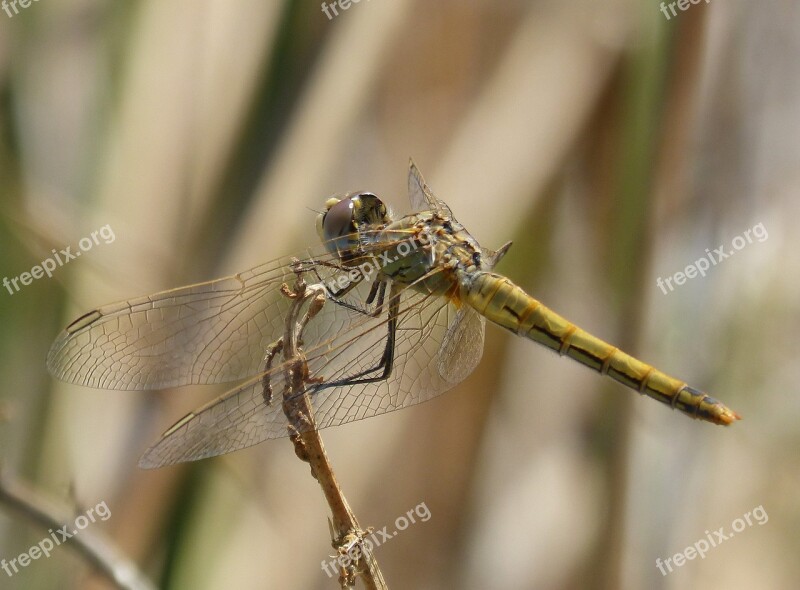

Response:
(47, 160), (740, 468)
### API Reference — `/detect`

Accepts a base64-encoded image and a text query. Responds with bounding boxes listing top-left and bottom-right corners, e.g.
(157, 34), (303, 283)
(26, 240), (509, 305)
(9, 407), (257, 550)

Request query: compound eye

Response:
(350, 192), (389, 226)
(322, 197), (356, 242)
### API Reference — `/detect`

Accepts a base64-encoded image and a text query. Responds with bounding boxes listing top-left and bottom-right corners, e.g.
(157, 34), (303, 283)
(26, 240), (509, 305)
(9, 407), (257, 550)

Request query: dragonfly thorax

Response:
(372, 211), (490, 302)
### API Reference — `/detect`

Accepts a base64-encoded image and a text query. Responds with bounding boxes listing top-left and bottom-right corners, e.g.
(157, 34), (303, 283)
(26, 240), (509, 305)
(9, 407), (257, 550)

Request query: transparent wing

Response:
(139, 277), (486, 468)
(437, 306), (485, 383)
(46, 234), (402, 390)
(407, 158), (453, 217)
(49, 163), (452, 392)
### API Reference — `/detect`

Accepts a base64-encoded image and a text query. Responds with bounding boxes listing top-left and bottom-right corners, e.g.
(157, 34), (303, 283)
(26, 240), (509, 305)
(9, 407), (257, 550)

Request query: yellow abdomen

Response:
(462, 272), (740, 425)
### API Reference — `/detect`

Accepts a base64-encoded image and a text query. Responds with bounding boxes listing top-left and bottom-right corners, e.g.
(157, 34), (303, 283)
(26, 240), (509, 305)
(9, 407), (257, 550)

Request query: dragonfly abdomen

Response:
(462, 272), (740, 426)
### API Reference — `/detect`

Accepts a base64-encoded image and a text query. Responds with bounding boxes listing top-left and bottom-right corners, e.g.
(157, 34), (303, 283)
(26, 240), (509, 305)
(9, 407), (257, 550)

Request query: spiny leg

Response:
(311, 267), (448, 393)
(326, 277), (388, 318)
(313, 283), (400, 393)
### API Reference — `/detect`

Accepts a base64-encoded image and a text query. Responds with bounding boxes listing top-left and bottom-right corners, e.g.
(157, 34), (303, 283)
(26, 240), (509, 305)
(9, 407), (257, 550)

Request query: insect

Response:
(47, 160), (740, 468)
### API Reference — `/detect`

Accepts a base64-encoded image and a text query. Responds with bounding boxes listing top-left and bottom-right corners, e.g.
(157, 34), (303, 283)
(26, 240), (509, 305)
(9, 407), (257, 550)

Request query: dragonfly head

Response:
(317, 192), (391, 257)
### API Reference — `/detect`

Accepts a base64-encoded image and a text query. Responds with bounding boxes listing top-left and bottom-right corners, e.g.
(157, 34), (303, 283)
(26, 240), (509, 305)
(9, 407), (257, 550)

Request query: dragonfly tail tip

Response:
(718, 408), (742, 426)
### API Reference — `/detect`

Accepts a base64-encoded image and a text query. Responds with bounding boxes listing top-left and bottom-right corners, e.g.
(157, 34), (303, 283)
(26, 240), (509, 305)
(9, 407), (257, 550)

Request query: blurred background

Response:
(1, 0), (798, 588)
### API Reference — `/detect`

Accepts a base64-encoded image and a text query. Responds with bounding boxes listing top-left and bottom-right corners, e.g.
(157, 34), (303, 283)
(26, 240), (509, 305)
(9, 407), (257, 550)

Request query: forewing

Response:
(407, 158), (453, 217)
(139, 275), (483, 467)
(47, 235), (397, 390)
(47, 256), (312, 390)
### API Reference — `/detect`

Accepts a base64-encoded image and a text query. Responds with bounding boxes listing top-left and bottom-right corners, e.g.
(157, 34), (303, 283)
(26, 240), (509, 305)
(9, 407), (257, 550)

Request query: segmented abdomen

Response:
(463, 272), (740, 425)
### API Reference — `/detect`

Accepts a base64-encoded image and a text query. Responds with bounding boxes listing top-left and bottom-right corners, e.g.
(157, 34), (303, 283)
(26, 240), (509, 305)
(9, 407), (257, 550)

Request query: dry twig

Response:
(0, 471), (155, 590)
(266, 266), (387, 589)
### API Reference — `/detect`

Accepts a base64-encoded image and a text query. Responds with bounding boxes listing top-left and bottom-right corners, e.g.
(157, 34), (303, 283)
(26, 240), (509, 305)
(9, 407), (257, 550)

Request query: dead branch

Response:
(268, 267), (387, 589)
(0, 470), (156, 590)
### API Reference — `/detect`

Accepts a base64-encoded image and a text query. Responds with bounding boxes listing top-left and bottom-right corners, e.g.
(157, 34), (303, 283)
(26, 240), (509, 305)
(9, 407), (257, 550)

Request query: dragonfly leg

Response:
(327, 278), (388, 318)
(365, 281), (389, 317)
(261, 339), (284, 405)
(313, 283), (400, 392)
(365, 279), (384, 306)
(303, 255), (390, 317)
